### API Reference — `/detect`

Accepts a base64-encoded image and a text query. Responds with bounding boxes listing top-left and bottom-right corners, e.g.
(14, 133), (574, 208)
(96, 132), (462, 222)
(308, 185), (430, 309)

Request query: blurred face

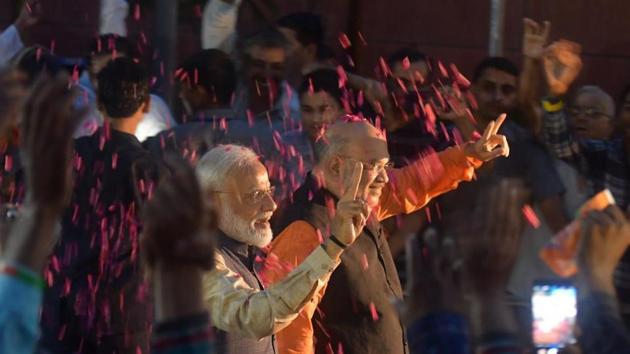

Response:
(472, 68), (518, 120)
(243, 45), (287, 105)
(387, 60), (430, 115)
(215, 161), (277, 248)
(300, 90), (343, 141)
(569, 92), (614, 140)
(278, 27), (313, 75)
(336, 133), (391, 208)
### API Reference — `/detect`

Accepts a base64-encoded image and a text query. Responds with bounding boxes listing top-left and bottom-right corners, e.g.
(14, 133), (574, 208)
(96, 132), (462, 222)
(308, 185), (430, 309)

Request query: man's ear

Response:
(327, 156), (342, 178)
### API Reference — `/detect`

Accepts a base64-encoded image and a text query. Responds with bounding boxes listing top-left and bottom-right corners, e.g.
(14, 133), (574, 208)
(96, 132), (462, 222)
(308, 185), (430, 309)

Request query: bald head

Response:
(575, 85), (615, 117)
(313, 117), (391, 208)
(570, 85), (616, 141)
(314, 118), (388, 165)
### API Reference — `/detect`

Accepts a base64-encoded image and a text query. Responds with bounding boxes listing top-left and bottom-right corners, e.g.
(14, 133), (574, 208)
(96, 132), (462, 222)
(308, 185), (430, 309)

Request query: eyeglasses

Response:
(339, 156), (395, 174)
(568, 106), (611, 119)
(213, 186), (276, 204)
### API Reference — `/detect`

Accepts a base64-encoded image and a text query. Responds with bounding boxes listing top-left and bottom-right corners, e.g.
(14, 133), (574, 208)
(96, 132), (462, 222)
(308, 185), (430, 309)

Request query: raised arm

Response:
(0, 73), (83, 354)
(201, 0), (243, 54)
(377, 114), (509, 220)
(540, 40), (583, 162)
(519, 18), (550, 135)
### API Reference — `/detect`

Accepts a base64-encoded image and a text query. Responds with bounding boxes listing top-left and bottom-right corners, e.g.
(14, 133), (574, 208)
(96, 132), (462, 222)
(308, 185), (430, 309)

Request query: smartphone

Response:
(531, 280), (577, 350)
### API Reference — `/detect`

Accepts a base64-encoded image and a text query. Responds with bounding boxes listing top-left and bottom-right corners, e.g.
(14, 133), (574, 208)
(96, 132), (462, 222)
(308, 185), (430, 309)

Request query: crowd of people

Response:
(0, 1), (629, 353)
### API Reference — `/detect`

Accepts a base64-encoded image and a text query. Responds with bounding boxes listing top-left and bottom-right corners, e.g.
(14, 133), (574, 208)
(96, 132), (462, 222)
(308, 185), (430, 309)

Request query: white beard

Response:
(218, 207), (273, 248)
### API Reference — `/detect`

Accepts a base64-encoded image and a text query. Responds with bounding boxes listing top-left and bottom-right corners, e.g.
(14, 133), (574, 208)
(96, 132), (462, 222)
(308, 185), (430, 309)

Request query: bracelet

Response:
(542, 98), (564, 113)
(0, 262), (45, 290)
(328, 234), (347, 249)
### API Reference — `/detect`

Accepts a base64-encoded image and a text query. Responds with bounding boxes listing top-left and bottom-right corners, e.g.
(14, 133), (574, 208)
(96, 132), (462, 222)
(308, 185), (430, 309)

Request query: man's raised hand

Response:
(331, 161), (370, 247)
(543, 40), (583, 97)
(523, 18), (551, 59)
(465, 113), (510, 162)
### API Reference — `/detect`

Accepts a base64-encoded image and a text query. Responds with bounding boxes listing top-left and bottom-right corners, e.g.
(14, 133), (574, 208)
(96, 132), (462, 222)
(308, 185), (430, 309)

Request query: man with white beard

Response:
(196, 144), (368, 354)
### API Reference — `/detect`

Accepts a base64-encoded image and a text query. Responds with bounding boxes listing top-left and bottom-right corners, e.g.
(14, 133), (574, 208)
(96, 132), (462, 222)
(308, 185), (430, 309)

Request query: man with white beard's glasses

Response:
(196, 144), (369, 354)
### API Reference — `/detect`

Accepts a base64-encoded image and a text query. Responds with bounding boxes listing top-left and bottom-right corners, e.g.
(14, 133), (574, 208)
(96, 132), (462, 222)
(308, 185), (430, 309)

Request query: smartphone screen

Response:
(532, 281), (577, 349)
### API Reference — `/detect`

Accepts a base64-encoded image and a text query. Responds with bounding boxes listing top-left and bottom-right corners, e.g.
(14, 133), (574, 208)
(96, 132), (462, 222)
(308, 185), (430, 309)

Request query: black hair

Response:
(97, 58), (150, 119)
(179, 49), (236, 106)
(472, 57), (519, 83)
(89, 34), (132, 57)
(386, 48), (428, 68)
(238, 27), (289, 55)
(276, 12), (324, 47)
(298, 69), (344, 107)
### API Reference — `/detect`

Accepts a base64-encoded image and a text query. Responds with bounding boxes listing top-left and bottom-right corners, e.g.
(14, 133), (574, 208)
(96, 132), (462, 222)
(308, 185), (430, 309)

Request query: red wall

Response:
(1, 0), (629, 98)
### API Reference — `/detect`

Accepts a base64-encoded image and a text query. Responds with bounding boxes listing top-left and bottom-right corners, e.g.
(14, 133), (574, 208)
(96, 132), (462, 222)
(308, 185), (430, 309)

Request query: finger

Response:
(341, 161), (363, 202)
(541, 21), (551, 40)
(594, 209), (615, 226)
(523, 18), (536, 33)
(337, 203), (368, 219)
(481, 121), (494, 142)
(492, 113), (507, 135)
(603, 204), (627, 225)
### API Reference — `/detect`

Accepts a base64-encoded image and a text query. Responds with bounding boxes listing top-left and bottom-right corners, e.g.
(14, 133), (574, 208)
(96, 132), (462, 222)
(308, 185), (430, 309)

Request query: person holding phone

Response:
(575, 205), (630, 354)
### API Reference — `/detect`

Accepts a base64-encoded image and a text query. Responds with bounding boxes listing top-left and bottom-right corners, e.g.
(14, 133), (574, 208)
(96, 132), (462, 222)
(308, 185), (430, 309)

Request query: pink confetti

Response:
(338, 33), (352, 49)
(522, 205), (540, 228)
(193, 4), (203, 17)
(361, 254), (369, 270)
(438, 61), (448, 77)
(402, 57), (411, 70)
(134, 4), (141, 20)
(369, 302), (379, 321)
(3, 155), (11, 171)
(449, 63), (471, 87)
(357, 31), (367, 46)
(378, 57), (391, 77)
(336, 65), (348, 88)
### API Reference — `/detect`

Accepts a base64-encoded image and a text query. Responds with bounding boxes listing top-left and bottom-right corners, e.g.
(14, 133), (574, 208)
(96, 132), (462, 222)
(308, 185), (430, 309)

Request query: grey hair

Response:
(313, 130), (350, 166)
(575, 85), (615, 117)
(196, 144), (260, 192)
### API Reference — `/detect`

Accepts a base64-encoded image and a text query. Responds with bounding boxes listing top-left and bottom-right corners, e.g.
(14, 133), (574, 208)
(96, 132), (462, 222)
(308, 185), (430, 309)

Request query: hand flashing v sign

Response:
(331, 162), (371, 247)
(464, 113), (510, 162)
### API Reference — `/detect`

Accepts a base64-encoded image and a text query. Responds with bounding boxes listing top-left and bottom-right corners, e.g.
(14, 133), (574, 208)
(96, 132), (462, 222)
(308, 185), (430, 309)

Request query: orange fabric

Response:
(261, 221), (323, 354)
(261, 146), (480, 354)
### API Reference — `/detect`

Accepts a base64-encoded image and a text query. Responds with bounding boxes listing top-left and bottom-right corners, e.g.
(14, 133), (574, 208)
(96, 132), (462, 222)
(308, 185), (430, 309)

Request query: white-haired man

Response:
(197, 144), (368, 354)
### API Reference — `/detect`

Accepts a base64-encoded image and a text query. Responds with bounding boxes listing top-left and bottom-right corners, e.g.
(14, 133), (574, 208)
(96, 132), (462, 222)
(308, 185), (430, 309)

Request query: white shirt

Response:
(0, 25), (24, 67)
(100, 0), (129, 36)
(201, 0), (242, 54)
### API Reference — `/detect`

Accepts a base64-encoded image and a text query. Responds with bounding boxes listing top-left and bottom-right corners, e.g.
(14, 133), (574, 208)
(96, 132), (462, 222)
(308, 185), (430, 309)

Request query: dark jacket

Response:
(40, 129), (161, 354)
(215, 234), (276, 354)
(276, 174), (408, 354)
